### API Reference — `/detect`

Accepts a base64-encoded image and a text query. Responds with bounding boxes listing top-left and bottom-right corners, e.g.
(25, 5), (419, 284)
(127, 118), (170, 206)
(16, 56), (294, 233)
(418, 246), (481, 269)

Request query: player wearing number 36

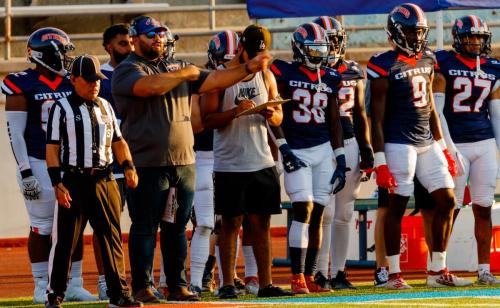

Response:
(433, 15), (500, 285)
(269, 22), (347, 294)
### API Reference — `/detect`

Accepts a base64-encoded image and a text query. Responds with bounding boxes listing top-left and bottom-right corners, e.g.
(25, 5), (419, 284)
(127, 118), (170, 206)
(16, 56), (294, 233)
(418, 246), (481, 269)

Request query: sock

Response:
(234, 234), (240, 275)
(304, 248), (319, 276)
(215, 245), (224, 287)
(243, 245), (258, 278)
(289, 221), (309, 275)
(316, 220), (331, 277)
(386, 255), (401, 275)
(478, 264), (490, 275)
(98, 275), (106, 284)
(32, 261), (48, 279)
(430, 252), (446, 273)
(70, 260), (82, 279)
(190, 226), (212, 287)
(331, 221), (350, 275)
(205, 255), (216, 274)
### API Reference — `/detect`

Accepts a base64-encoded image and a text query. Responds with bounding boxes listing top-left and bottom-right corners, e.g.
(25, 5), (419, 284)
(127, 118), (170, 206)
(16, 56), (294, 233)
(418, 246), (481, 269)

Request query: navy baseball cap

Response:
(130, 16), (167, 36)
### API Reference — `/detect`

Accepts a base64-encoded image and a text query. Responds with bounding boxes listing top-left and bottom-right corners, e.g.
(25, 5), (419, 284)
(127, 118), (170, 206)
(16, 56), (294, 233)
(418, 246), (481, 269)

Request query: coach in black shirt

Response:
(45, 55), (141, 308)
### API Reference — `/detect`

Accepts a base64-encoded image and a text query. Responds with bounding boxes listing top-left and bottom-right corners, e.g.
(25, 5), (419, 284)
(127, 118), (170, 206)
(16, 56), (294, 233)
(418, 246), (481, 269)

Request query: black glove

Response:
(331, 154), (347, 194)
(359, 146), (374, 171)
(279, 143), (307, 173)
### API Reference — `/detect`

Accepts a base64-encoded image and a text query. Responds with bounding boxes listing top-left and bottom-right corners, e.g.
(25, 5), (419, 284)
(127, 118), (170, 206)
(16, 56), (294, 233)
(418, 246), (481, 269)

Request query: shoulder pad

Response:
(367, 51), (392, 79)
(270, 59), (289, 77)
(484, 57), (500, 71)
(1, 69), (33, 95)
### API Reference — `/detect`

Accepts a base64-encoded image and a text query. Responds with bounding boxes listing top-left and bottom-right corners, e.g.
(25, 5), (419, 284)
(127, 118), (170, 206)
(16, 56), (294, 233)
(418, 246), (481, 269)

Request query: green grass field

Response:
(2, 280), (500, 307)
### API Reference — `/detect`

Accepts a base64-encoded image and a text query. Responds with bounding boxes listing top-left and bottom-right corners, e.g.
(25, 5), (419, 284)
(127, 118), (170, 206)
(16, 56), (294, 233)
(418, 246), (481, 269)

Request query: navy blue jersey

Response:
(194, 129), (214, 152)
(367, 49), (435, 146)
(435, 50), (499, 143)
(1, 69), (72, 159)
(99, 63), (117, 117)
(270, 59), (342, 149)
(336, 59), (365, 139)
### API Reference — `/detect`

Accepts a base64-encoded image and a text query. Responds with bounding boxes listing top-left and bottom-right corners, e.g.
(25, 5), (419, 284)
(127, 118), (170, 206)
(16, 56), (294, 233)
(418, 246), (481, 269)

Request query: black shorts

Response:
(377, 178), (435, 210)
(214, 167), (282, 217)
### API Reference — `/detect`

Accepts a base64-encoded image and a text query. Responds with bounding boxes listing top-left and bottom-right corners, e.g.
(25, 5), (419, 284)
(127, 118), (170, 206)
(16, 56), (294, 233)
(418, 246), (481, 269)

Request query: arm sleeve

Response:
(46, 102), (63, 144)
(5, 111), (31, 172)
(489, 98), (500, 153)
(434, 92), (457, 152)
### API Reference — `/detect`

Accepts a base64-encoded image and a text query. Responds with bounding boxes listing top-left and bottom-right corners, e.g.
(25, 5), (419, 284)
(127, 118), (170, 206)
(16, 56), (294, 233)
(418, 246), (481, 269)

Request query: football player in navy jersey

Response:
(368, 3), (471, 289)
(95, 23), (133, 300)
(434, 15), (500, 285)
(2, 27), (96, 303)
(312, 16), (374, 290)
(270, 22), (347, 294)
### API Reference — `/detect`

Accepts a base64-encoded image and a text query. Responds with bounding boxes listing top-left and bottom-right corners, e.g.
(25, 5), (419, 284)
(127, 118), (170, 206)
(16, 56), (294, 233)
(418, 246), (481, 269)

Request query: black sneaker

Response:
(218, 285), (238, 299)
(257, 284), (293, 298)
(374, 267), (389, 287)
(314, 271), (331, 289)
(331, 271), (356, 290)
(202, 264), (216, 292)
(109, 295), (143, 307)
(45, 293), (64, 308)
(188, 284), (202, 297)
(234, 277), (245, 291)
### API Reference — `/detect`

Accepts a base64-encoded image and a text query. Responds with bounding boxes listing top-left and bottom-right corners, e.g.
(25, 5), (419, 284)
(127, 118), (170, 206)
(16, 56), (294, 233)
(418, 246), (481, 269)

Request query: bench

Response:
(272, 194), (500, 268)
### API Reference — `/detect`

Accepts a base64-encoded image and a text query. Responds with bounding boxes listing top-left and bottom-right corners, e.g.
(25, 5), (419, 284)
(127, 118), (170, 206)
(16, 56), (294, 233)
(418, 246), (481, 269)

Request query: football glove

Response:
(375, 164), (397, 190)
(442, 148), (458, 177)
(331, 154), (347, 194)
(279, 143), (307, 173)
(22, 175), (41, 201)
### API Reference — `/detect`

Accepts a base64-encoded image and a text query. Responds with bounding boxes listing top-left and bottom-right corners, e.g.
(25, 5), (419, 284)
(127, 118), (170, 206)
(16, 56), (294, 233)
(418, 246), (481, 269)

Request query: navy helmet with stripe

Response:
(312, 16), (346, 66)
(452, 15), (491, 57)
(207, 30), (240, 69)
(291, 22), (330, 70)
(386, 3), (429, 57)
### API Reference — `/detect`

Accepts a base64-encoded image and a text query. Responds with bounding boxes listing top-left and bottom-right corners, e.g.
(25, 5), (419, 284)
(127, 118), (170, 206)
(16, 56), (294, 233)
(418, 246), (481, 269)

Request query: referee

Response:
(45, 55), (141, 308)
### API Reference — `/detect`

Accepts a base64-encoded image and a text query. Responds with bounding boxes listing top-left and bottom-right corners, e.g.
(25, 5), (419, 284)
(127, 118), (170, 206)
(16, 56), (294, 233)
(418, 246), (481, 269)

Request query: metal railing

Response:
(0, 0), (246, 60)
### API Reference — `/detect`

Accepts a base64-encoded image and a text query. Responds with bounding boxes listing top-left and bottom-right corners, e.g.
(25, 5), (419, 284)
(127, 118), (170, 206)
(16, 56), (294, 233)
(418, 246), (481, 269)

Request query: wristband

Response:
(333, 147), (345, 158)
(244, 63), (252, 74)
(47, 167), (62, 186)
(121, 160), (136, 171)
(374, 152), (387, 168)
(20, 168), (34, 179)
(437, 139), (447, 151)
(276, 138), (287, 147)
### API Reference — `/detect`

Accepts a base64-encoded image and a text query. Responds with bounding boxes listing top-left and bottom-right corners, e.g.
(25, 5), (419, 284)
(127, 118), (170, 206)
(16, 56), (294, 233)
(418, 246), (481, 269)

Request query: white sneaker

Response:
(385, 274), (412, 290)
(244, 276), (259, 295)
(427, 270), (473, 288)
(477, 271), (500, 285)
(33, 277), (48, 304)
(65, 277), (97, 301)
(97, 276), (109, 300)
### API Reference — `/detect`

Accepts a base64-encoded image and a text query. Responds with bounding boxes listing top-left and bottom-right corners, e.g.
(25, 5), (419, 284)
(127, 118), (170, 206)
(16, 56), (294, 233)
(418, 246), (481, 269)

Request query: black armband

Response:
(47, 167), (62, 186)
(121, 160), (136, 171)
(20, 169), (33, 179)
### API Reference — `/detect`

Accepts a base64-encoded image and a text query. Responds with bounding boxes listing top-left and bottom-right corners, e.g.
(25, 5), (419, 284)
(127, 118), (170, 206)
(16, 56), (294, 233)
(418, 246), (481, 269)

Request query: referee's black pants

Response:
(48, 170), (129, 300)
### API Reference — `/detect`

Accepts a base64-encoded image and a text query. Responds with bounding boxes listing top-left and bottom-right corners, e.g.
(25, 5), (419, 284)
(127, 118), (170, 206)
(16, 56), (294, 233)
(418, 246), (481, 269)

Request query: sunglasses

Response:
(144, 31), (166, 39)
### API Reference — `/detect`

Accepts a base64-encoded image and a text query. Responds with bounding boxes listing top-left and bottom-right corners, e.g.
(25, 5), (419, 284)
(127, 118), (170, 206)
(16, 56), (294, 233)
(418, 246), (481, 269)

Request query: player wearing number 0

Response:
(270, 22), (347, 294)
(368, 3), (471, 289)
(312, 16), (374, 290)
(434, 15), (500, 285)
(2, 27), (96, 303)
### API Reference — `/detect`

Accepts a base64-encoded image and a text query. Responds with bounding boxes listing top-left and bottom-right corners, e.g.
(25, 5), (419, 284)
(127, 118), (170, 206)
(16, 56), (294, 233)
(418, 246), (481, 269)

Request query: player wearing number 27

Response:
(270, 22), (347, 294)
(433, 15), (500, 285)
(368, 3), (470, 289)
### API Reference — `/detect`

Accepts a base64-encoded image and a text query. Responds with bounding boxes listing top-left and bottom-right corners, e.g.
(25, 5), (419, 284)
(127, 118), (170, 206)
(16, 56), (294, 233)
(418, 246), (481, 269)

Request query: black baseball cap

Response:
(131, 15), (167, 36)
(241, 24), (271, 58)
(71, 55), (107, 82)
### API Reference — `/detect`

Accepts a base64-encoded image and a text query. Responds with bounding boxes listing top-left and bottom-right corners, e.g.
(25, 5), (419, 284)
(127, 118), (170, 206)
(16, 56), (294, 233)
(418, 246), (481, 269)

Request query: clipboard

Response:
(236, 99), (291, 117)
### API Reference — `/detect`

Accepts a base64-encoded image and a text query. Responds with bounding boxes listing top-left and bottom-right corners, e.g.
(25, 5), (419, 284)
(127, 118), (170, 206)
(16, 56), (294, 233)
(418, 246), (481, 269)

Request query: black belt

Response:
(64, 165), (112, 177)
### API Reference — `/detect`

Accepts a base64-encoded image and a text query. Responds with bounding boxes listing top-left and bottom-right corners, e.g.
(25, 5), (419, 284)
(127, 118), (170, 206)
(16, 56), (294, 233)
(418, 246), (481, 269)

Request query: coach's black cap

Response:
(241, 24), (271, 58)
(71, 55), (107, 82)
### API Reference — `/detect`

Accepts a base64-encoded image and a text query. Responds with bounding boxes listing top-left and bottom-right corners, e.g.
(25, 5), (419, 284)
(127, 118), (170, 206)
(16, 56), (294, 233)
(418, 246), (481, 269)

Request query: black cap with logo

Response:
(241, 24), (271, 59)
(71, 55), (107, 82)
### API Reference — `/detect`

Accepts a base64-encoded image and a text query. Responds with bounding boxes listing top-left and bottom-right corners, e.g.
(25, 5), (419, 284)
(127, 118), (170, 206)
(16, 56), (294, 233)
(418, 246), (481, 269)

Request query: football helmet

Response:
(291, 22), (330, 70)
(162, 25), (179, 60)
(386, 3), (429, 57)
(452, 15), (491, 57)
(27, 27), (75, 76)
(207, 30), (240, 69)
(312, 16), (346, 66)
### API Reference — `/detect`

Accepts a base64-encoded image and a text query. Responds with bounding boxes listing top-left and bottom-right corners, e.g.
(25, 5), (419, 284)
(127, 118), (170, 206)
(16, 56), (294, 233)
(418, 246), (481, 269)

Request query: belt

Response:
(64, 165), (112, 177)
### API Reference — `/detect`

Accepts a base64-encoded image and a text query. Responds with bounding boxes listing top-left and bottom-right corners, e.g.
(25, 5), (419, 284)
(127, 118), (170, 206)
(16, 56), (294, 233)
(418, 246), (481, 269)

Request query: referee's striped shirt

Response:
(46, 92), (122, 168)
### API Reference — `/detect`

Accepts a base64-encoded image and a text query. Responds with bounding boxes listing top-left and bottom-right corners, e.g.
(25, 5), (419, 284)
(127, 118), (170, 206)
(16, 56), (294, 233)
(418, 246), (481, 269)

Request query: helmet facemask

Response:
(29, 40), (75, 76)
(388, 22), (428, 57)
(326, 30), (346, 66)
(293, 40), (329, 70)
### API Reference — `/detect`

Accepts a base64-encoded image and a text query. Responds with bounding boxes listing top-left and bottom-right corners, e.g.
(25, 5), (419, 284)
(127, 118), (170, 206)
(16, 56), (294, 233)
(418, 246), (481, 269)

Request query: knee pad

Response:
(322, 205), (334, 225)
(195, 225), (213, 237)
(334, 202), (354, 225)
